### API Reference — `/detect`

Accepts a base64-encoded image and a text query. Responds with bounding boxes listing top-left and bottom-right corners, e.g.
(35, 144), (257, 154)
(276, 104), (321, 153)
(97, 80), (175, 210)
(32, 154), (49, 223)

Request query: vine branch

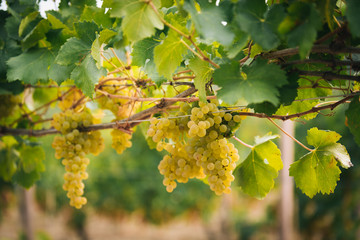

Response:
(0, 93), (354, 137)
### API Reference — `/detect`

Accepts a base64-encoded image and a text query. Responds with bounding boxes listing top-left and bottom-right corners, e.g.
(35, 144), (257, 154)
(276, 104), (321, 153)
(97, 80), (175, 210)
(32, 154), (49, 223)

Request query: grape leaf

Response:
(21, 19), (51, 50)
(74, 21), (100, 45)
(109, 0), (164, 42)
(346, 0), (360, 37)
(275, 100), (319, 120)
(91, 29), (117, 69)
(154, 30), (188, 80)
(345, 96), (360, 147)
(80, 5), (113, 29)
(18, 11), (39, 36)
(184, 0), (234, 46)
(297, 77), (332, 100)
(188, 57), (213, 102)
(19, 145), (45, 173)
(213, 59), (287, 105)
(131, 37), (160, 67)
(289, 128), (351, 198)
(0, 147), (19, 181)
(143, 60), (167, 86)
(48, 63), (74, 85)
(284, 2), (322, 58)
(7, 48), (54, 84)
(236, 134), (282, 199)
(70, 54), (106, 97)
(55, 37), (90, 66)
(235, 0), (285, 50)
(13, 166), (42, 189)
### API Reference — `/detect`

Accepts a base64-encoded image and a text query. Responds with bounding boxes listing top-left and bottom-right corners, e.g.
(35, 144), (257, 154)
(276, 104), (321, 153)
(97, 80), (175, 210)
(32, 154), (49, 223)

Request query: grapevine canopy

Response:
(1, 0), (360, 205)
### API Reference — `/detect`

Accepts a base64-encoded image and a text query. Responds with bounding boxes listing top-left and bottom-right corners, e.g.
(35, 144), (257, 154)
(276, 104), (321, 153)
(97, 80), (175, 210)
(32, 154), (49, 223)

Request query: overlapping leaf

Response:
(235, 0), (285, 50)
(188, 57), (213, 102)
(213, 59), (287, 105)
(184, 0), (234, 46)
(154, 30), (188, 80)
(108, 0), (164, 42)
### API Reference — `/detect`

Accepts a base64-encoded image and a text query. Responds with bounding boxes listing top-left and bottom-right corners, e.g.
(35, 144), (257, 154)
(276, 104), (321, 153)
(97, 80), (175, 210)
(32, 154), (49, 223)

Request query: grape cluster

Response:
(96, 80), (140, 154)
(58, 89), (83, 111)
(149, 99), (246, 195)
(96, 80), (135, 119)
(111, 129), (133, 154)
(157, 142), (204, 192)
(52, 109), (104, 209)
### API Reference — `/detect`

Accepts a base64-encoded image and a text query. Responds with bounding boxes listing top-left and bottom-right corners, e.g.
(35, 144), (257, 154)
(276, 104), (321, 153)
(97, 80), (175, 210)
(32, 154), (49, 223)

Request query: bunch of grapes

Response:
(52, 109), (104, 209)
(111, 128), (133, 154)
(96, 80), (141, 154)
(96, 80), (136, 119)
(149, 99), (246, 195)
(58, 89), (84, 111)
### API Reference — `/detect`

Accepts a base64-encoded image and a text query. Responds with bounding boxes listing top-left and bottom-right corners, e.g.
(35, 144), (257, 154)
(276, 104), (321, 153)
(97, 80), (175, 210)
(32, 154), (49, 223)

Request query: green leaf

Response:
(47, 12), (69, 30)
(297, 77), (332, 100)
(161, 0), (174, 8)
(131, 37), (160, 67)
(346, 0), (360, 37)
(110, 0), (164, 42)
(80, 5), (113, 29)
(154, 30), (188, 80)
(55, 37), (90, 66)
(70, 54), (106, 97)
(13, 166), (42, 189)
(289, 127), (351, 198)
(18, 11), (39, 37)
(235, 0), (285, 50)
(48, 63), (74, 85)
(184, 0), (234, 46)
(283, 2), (322, 58)
(188, 57), (213, 102)
(143, 60), (167, 86)
(0, 147), (19, 181)
(345, 96), (360, 147)
(19, 145), (45, 173)
(7, 48), (55, 84)
(275, 100), (319, 120)
(236, 134), (282, 199)
(213, 59), (287, 105)
(21, 19), (51, 50)
(74, 21), (100, 45)
(91, 29), (117, 69)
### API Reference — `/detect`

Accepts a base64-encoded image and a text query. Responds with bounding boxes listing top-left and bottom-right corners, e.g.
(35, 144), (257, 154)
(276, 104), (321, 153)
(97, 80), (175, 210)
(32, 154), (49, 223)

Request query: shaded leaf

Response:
(188, 57), (213, 102)
(7, 48), (54, 84)
(70, 54), (106, 97)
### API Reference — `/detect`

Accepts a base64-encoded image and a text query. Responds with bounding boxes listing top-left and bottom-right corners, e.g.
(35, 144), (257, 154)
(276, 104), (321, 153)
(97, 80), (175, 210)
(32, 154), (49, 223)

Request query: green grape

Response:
(51, 108), (104, 209)
(111, 129), (133, 154)
(148, 99), (245, 195)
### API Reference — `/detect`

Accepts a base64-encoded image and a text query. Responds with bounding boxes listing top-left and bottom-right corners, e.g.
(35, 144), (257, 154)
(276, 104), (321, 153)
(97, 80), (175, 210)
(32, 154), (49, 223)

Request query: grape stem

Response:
(0, 93), (355, 137)
(232, 136), (253, 149)
(267, 118), (314, 152)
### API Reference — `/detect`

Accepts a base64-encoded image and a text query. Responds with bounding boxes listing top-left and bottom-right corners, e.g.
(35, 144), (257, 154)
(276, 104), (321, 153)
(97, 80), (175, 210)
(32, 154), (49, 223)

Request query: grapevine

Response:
(0, 0), (359, 210)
